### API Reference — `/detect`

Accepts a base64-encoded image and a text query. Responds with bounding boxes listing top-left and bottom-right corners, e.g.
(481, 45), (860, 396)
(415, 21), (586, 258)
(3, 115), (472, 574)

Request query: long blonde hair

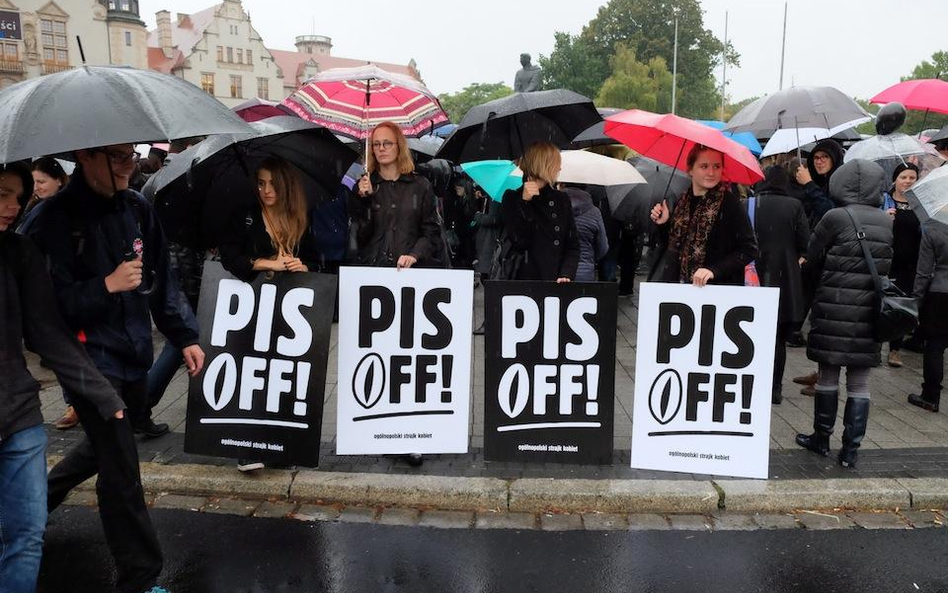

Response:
(518, 142), (561, 185)
(256, 157), (308, 256)
(365, 121), (415, 176)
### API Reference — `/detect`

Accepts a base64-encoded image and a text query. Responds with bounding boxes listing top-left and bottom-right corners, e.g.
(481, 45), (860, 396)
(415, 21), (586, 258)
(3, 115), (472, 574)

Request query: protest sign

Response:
(484, 281), (617, 464)
(185, 262), (336, 467)
(336, 267), (474, 455)
(630, 282), (779, 479)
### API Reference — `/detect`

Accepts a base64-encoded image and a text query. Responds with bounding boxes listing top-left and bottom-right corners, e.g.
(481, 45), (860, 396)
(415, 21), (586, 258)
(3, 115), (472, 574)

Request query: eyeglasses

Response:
(372, 140), (396, 150)
(94, 149), (138, 165)
(812, 153), (832, 162)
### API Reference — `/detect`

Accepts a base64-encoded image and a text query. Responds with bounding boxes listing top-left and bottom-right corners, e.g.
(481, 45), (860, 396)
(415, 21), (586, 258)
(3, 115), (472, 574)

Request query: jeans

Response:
(0, 424), (48, 593)
(144, 340), (183, 422)
(48, 376), (163, 593)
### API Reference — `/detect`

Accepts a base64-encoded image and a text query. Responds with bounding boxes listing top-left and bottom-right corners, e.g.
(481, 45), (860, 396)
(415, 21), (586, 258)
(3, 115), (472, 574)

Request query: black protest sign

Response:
(185, 262), (336, 467)
(484, 281), (618, 464)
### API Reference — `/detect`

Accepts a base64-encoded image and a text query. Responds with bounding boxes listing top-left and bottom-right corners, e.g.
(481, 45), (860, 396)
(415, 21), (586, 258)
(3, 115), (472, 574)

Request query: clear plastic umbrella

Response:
(905, 164), (948, 224)
(844, 133), (946, 180)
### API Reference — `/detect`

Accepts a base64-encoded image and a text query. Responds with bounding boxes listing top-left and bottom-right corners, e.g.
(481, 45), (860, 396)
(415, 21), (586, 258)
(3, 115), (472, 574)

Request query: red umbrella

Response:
(282, 64), (449, 142)
(232, 98), (292, 122)
(604, 109), (764, 185)
(870, 79), (948, 115)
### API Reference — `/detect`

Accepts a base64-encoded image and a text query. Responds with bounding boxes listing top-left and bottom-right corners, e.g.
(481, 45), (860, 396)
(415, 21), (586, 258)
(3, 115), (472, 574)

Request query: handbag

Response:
(743, 196), (761, 287)
(843, 207), (919, 342)
(489, 234), (526, 281)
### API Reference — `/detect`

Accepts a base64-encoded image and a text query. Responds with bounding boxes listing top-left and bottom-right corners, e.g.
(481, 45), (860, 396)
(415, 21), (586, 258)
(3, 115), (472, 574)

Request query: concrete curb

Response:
(56, 459), (947, 515)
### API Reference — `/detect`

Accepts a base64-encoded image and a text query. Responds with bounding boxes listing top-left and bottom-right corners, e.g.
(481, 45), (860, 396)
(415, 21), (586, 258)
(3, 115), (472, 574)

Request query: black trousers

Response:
(773, 322), (795, 396)
(48, 376), (163, 593)
(618, 228), (644, 294)
(923, 336), (948, 402)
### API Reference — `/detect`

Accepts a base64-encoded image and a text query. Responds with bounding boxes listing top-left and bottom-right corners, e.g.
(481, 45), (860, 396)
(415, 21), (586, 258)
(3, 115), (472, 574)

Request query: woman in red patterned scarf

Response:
(649, 145), (758, 286)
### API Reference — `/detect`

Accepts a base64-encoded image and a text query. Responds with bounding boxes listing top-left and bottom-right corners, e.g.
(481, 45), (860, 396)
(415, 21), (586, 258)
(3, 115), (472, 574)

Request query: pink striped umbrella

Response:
(282, 65), (449, 141)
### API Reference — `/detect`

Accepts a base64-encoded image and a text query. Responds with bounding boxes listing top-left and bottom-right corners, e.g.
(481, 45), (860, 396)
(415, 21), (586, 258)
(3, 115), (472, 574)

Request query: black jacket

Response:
(753, 190), (810, 323)
(218, 200), (321, 283)
(566, 188), (609, 282)
(800, 138), (844, 229)
(1, 231), (123, 440)
(349, 172), (443, 267)
(804, 160), (893, 367)
(651, 187), (758, 286)
(501, 184), (580, 281)
(26, 172), (199, 381)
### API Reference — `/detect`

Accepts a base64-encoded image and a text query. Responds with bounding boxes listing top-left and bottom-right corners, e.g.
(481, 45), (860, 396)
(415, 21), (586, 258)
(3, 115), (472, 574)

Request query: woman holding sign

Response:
(219, 157), (319, 472)
(649, 145), (758, 286)
(500, 141), (580, 282)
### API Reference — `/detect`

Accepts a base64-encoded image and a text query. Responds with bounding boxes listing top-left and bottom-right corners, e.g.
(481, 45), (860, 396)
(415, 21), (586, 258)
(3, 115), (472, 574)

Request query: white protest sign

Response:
(336, 267), (473, 454)
(630, 282), (779, 479)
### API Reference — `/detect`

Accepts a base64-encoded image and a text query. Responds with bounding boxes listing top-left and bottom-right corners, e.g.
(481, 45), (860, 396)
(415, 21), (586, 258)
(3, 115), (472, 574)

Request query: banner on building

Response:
(484, 281), (618, 464)
(185, 262), (336, 467)
(0, 12), (21, 40)
(630, 282), (779, 479)
(336, 267), (474, 455)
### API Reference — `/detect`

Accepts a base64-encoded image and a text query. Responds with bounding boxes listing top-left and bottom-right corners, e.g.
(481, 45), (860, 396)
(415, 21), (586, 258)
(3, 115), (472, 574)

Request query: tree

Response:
(437, 82), (514, 124)
(595, 45), (672, 112)
(895, 50), (948, 135)
(538, 32), (609, 100)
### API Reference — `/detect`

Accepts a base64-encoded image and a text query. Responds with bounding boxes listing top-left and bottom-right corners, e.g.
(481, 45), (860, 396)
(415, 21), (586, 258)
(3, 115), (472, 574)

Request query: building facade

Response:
(0, 0), (147, 89)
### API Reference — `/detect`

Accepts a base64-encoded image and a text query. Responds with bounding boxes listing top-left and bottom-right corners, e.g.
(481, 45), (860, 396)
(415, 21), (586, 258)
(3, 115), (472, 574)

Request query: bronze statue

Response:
(514, 53), (541, 93)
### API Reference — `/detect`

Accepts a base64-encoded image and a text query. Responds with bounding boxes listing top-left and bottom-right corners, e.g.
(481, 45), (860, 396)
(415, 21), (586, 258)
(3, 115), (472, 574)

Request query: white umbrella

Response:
(557, 150), (646, 186)
(759, 120), (868, 158)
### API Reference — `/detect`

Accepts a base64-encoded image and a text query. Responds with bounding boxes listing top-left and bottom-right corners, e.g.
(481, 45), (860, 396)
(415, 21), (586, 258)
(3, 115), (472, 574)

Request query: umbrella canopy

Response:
(696, 120), (763, 156)
(436, 89), (601, 163)
(905, 164), (948, 224)
(844, 132), (946, 180)
(871, 79), (948, 115)
(557, 150), (646, 187)
(232, 97), (292, 122)
(432, 123), (458, 138)
(605, 109), (764, 185)
(928, 125), (948, 144)
(282, 64), (449, 141)
(151, 116), (357, 248)
(608, 156), (691, 225)
(722, 86), (872, 137)
(571, 107), (624, 149)
(459, 160), (522, 201)
(406, 135), (445, 160)
(0, 65), (252, 163)
(760, 122), (861, 158)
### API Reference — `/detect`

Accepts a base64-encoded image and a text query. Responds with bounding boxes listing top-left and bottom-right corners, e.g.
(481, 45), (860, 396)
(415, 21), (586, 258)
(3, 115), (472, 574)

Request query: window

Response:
(230, 74), (242, 98)
(257, 77), (268, 100)
(2, 42), (17, 60)
(216, 45), (223, 61)
(40, 19), (68, 63)
(201, 73), (214, 95)
(125, 31), (131, 46)
(226, 47), (232, 62)
(236, 48), (242, 63)
(246, 49), (252, 64)
(43, 47), (53, 61)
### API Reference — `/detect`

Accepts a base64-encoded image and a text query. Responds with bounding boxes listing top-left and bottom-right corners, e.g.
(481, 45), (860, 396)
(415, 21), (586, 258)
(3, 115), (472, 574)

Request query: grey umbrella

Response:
(608, 156), (690, 226)
(435, 89), (601, 163)
(0, 65), (252, 163)
(723, 86), (871, 137)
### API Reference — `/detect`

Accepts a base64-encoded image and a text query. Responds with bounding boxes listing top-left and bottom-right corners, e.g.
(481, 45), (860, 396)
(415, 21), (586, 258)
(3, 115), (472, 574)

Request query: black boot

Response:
(838, 398), (870, 469)
(795, 390), (838, 456)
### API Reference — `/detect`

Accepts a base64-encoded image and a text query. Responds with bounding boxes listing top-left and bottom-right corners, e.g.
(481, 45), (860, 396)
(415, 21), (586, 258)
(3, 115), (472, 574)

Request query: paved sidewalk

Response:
(36, 282), (948, 483)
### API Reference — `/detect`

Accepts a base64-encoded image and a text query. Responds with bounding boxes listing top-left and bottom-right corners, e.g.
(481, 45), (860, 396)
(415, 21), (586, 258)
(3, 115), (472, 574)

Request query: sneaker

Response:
(907, 393), (939, 413)
(888, 350), (903, 368)
(134, 419), (170, 439)
(237, 459), (265, 473)
(55, 406), (80, 430)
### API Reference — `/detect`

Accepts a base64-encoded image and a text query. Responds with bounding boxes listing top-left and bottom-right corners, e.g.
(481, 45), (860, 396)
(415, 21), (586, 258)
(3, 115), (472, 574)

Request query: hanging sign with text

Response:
(630, 282), (779, 479)
(484, 281), (618, 464)
(184, 262), (336, 467)
(336, 267), (474, 455)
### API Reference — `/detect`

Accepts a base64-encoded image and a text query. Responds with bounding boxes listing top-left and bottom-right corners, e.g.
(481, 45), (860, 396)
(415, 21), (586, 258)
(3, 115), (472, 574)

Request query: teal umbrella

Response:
(460, 160), (522, 202)
(697, 120), (763, 156)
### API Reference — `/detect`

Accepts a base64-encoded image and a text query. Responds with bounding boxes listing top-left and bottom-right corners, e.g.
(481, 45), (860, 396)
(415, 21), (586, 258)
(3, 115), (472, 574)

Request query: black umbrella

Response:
(570, 107), (624, 149)
(608, 156), (690, 226)
(152, 116), (358, 248)
(0, 65), (251, 163)
(435, 89), (601, 163)
(929, 125), (948, 144)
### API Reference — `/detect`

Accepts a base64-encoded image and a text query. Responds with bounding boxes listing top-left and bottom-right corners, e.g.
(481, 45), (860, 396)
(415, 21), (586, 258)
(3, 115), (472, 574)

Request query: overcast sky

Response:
(139, 0), (948, 103)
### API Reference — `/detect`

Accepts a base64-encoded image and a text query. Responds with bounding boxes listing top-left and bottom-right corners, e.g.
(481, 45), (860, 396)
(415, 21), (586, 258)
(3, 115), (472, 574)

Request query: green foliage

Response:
(437, 82), (514, 124)
(895, 50), (948, 135)
(903, 51), (948, 81)
(595, 44), (672, 112)
(538, 32), (609, 100)
(854, 98), (879, 135)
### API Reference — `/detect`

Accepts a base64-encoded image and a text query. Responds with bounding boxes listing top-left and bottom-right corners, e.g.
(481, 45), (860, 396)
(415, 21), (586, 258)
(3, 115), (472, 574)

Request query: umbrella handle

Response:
(660, 140), (688, 205)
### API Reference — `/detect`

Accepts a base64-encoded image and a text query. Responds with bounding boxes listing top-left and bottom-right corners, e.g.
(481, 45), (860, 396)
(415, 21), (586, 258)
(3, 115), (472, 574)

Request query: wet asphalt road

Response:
(39, 506), (948, 593)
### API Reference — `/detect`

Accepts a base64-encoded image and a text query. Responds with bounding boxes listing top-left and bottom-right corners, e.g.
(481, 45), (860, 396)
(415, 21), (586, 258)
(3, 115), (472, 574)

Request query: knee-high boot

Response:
(795, 390), (838, 456)
(838, 397), (870, 469)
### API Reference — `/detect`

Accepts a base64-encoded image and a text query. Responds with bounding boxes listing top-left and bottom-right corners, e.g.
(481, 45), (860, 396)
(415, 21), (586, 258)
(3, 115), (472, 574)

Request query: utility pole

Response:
(671, 15), (678, 114)
(720, 11), (728, 120)
(779, 2), (788, 90)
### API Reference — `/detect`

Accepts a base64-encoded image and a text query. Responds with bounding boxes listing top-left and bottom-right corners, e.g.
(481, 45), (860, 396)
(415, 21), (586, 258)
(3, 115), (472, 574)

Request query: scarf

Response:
(667, 185), (726, 282)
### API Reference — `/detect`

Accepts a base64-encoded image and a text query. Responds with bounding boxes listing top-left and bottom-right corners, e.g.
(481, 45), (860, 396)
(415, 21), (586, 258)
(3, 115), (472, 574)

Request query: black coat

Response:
(566, 188), (609, 282)
(753, 190), (810, 323)
(804, 160), (893, 368)
(651, 187), (758, 286)
(473, 198), (503, 275)
(349, 172), (443, 268)
(501, 184), (580, 281)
